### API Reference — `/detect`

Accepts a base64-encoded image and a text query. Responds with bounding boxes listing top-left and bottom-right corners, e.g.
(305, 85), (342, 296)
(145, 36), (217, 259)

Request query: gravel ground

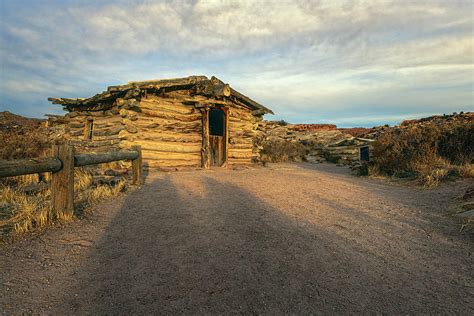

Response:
(1, 163), (473, 314)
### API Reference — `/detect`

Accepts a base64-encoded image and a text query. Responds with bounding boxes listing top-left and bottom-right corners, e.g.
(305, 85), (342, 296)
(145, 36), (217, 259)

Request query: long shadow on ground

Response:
(54, 169), (473, 314)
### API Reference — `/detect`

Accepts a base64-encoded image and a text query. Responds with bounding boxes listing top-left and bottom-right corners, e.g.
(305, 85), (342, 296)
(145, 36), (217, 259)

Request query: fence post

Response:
(51, 143), (75, 220)
(131, 145), (143, 185)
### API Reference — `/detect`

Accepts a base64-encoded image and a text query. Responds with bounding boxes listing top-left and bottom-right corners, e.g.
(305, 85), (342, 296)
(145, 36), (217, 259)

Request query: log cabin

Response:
(48, 76), (273, 169)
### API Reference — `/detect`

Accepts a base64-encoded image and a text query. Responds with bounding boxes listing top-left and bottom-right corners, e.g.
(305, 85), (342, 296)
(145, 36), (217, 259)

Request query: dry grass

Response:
(260, 139), (306, 163)
(456, 164), (474, 178)
(0, 113), (131, 240)
(0, 167), (129, 240)
(0, 115), (50, 160)
(371, 114), (473, 186)
(0, 184), (51, 235)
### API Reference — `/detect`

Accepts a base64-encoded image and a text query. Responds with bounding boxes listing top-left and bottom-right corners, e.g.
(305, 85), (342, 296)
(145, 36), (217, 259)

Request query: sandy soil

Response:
(1, 163), (473, 314)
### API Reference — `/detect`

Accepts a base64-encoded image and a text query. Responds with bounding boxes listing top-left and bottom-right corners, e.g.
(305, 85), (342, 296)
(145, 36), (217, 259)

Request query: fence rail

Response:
(0, 143), (143, 218)
(0, 157), (62, 178)
(74, 151), (138, 167)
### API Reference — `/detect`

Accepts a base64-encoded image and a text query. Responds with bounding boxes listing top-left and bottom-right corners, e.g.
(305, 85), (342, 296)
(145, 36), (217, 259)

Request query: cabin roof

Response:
(48, 75), (273, 115)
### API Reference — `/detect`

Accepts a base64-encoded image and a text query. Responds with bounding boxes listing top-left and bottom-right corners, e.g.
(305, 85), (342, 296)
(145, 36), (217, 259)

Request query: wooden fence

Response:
(0, 143), (142, 217)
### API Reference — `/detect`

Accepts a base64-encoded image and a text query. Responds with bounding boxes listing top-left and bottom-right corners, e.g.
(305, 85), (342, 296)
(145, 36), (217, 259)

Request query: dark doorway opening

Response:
(209, 108), (226, 166)
(209, 108), (225, 136)
(360, 146), (370, 161)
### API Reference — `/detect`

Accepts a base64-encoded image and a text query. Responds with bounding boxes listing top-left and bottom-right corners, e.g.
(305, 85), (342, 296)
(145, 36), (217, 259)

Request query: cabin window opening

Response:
(209, 108), (225, 136)
(360, 146), (370, 161)
(85, 119), (94, 140)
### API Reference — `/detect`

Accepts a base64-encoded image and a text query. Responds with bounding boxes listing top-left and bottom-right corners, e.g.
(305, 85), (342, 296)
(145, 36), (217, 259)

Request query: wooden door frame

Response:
(201, 106), (229, 169)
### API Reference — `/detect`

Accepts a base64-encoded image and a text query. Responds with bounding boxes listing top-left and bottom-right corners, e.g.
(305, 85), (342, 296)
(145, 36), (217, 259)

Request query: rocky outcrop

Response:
(257, 121), (374, 165)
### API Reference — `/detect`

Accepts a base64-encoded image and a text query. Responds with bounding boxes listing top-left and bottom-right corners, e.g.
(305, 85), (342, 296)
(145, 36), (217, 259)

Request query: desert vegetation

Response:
(0, 112), (131, 240)
(260, 139), (307, 163)
(0, 111), (50, 160)
(368, 112), (473, 186)
(0, 169), (128, 238)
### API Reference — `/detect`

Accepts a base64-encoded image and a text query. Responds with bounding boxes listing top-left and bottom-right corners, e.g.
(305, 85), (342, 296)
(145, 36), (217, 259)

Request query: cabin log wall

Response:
(55, 88), (264, 169)
(120, 94), (203, 168)
(227, 102), (261, 165)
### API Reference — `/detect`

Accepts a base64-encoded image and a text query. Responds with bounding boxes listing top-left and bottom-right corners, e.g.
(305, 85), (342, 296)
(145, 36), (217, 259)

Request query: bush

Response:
(0, 168), (128, 239)
(260, 139), (306, 163)
(321, 150), (341, 164)
(371, 114), (473, 185)
(438, 124), (474, 164)
(276, 120), (289, 126)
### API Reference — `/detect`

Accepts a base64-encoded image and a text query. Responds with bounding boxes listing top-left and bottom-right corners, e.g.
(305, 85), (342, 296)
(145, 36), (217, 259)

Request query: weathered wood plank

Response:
(121, 140), (201, 153)
(201, 109), (210, 169)
(131, 145), (143, 185)
(142, 151), (201, 161)
(0, 157), (62, 178)
(74, 151), (139, 167)
(51, 144), (75, 219)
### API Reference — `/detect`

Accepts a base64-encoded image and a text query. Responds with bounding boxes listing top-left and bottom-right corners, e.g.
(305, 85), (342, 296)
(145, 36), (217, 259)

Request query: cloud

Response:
(0, 0), (472, 125)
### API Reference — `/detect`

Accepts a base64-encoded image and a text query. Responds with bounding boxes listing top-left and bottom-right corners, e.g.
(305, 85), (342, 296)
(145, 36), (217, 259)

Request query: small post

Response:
(201, 108), (210, 169)
(51, 143), (75, 220)
(131, 145), (143, 185)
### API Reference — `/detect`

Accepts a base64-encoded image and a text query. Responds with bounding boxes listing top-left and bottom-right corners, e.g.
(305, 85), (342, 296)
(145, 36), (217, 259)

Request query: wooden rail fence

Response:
(0, 144), (143, 217)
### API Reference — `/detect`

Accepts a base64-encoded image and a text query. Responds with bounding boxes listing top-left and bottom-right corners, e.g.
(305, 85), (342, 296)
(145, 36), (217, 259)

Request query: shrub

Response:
(321, 150), (341, 163)
(260, 139), (306, 163)
(0, 123), (50, 160)
(371, 113), (473, 186)
(456, 164), (474, 178)
(0, 168), (128, 239)
(438, 124), (474, 164)
(276, 120), (289, 126)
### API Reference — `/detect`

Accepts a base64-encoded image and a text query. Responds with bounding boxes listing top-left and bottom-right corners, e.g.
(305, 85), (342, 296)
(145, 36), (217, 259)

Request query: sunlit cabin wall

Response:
(227, 102), (261, 166)
(59, 90), (263, 168)
(119, 93), (203, 168)
(61, 108), (123, 153)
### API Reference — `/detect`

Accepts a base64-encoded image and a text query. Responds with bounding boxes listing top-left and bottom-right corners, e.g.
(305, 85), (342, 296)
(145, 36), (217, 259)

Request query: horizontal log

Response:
(228, 161), (253, 165)
(68, 122), (85, 129)
(229, 121), (257, 128)
(142, 151), (201, 161)
(125, 135), (201, 144)
(87, 134), (120, 141)
(139, 108), (201, 122)
(122, 140), (201, 153)
(69, 130), (84, 137)
(229, 116), (257, 123)
(327, 149), (359, 155)
(229, 130), (257, 137)
(140, 100), (195, 115)
(229, 137), (253, 145)
(122, 130), (201, 143)
(93, 125), (126, 137)
(228, 152), (256, 159)
(74, 150), (139, 167)
(194, 77), (231, 98)
(131, 119), (201, 130)
(228, 159), (253, 165)
(229, 147), (254, 153)
(75, 146), (118, 153)
(145, 160), (201, 168)
(68, 116), (123, 125)
(68, 139), (121, 147)
(229, 144), (253, 150)
(0, 157), (62, 178)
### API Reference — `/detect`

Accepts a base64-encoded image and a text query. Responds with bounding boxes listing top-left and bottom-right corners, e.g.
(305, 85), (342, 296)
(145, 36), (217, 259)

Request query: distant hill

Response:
(0, 111), (49, 160)
(0, 111), (44, 130)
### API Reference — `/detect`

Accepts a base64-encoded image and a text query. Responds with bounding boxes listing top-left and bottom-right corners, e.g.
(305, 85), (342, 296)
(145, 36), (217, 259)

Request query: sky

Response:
(0, 0), (472, 127)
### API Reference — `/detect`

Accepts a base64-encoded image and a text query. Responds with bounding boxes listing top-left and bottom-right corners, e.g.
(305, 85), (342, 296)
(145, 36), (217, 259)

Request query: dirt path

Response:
(1, 163), (473, 314)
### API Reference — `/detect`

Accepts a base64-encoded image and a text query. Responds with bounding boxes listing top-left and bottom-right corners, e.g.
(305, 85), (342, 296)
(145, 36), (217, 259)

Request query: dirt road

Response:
(1, 163), (473, 314)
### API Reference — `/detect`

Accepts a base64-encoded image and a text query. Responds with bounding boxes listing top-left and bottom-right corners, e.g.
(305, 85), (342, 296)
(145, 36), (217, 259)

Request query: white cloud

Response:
(0, 0), (472, 124)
